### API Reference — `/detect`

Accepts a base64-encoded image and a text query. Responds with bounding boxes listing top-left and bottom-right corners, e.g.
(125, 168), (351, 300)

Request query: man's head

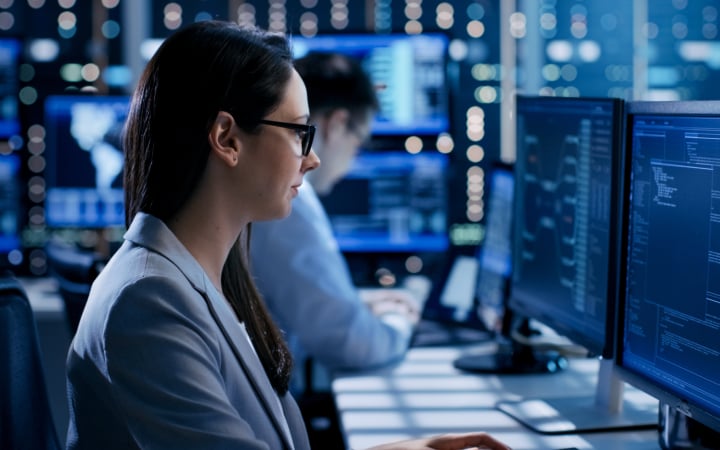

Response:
(294, 51), (379, 195)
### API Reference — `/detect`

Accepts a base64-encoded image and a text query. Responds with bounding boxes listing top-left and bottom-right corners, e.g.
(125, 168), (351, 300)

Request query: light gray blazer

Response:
(66, 213), (310, 450)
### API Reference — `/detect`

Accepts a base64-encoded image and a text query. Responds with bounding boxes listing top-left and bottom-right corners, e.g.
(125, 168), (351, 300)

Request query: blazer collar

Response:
(124, 213), (295, 449)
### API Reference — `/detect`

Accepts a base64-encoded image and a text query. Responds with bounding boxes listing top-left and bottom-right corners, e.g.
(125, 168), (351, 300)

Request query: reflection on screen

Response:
(319, 151), (448, 253)
(44, 95), (129, 228)
(292, 34), (449, 135)
(621, 110), (720, 431)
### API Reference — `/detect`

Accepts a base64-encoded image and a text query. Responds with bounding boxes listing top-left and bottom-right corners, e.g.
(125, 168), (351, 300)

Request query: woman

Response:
(65, 20), (510, 450)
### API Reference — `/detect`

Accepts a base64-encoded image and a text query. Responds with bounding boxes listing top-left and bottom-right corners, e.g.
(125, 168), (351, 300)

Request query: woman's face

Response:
(238, 69), (320, 221)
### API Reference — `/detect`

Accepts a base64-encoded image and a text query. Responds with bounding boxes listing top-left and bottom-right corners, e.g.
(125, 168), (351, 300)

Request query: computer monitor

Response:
(291, 33), (450, 136)
(615, 100), (720, 444)
(318, 150), (449, 253)
(412, 164), (514, 347)
(474, 163), (515, 333)
(0, 37), (21, 139)
(43, 95), (129, 228)
(510, 95), (623, 359)
(456, 95), (657, 433)
(0, 152), (22, 268)
(422, 163), (515, 329)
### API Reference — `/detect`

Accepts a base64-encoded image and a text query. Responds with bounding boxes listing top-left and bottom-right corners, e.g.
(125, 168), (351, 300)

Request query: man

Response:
(249, 52), (419, 396)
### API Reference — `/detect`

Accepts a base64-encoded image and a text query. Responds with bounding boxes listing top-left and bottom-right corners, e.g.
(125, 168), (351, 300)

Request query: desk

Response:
(332, 343), (661, 450)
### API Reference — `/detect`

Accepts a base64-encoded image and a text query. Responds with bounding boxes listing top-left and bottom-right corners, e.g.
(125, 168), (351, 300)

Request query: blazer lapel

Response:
(200, 284), (295, 450)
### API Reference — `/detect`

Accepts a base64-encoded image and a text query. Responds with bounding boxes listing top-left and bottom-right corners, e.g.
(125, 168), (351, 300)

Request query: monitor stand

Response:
(495, 358), (660, 434)
(452, 318), (568, 374)
(659, 403), (720, 449)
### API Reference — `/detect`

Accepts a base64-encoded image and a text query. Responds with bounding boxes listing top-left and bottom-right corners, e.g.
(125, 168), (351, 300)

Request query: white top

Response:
(234, 319), (294, 449)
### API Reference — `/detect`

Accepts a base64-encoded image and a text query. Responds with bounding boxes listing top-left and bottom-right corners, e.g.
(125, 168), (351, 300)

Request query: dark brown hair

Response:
(123, 20), (293, 394)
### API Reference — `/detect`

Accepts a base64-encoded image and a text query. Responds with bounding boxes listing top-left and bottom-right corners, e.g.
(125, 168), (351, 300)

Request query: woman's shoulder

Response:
(87, 243), (206, 326)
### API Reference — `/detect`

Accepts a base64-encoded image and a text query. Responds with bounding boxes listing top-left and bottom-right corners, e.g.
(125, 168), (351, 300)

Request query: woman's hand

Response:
(366, 432), (511, 450)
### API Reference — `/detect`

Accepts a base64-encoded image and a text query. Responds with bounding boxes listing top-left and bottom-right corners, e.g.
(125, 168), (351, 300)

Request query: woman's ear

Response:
(208, 111), (241, 166)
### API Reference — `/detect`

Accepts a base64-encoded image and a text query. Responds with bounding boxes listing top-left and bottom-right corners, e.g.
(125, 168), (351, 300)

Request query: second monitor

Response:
(462, 95), (658, 434)
(615, 100), (720, 447)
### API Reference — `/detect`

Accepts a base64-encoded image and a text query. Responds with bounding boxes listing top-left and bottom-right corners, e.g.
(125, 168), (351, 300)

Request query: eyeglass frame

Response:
(258, 119), (315, 157)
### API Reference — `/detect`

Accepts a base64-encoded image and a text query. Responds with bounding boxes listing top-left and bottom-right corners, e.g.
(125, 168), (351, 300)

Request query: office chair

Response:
(45, 240), (104, 335)
(0, 272), (62, 450)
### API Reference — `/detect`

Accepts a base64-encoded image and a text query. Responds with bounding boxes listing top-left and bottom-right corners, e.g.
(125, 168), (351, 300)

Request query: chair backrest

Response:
(45, 241), (103, 335)
(0, 273), (62, 450)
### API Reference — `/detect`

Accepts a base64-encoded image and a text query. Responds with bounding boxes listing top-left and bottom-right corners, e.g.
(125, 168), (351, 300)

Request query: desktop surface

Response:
(332, 343), (660, 450)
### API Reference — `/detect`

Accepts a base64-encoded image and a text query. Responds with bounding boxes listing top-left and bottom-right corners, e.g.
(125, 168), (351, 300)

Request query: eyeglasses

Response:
(258, 119), (315, 157)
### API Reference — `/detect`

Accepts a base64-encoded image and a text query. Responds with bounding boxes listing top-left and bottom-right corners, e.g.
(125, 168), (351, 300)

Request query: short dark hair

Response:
(293, 51), (379, 121)
(123, 20), (294, 395)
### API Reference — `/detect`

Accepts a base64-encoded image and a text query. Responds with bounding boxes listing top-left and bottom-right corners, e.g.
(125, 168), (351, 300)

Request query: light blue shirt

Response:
(250, 184), (413, 393)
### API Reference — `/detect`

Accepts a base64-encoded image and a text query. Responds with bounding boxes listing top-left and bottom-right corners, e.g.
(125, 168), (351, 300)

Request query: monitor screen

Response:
(475, 163), (515, 332)
(319, 151), (448, 253)
(43, 95), (129, 228)
(510, 95), (624, 357)
(0, 152), (22, 267)
(0, 37), (21, 138)
(616, 100), (720, 434)
(419, 163), (514, 332)
(291, 33), (450, 136)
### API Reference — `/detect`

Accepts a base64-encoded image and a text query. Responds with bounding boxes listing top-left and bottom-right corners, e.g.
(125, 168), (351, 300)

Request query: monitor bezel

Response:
(614, 99), (720, 433)
(508, 94), (626, 358)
